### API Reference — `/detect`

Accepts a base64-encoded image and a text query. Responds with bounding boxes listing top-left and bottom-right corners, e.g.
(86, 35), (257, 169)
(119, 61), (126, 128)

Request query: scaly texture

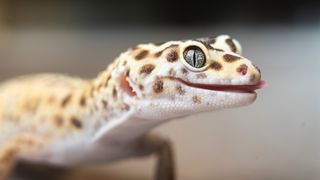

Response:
(0, 35), (264, 179)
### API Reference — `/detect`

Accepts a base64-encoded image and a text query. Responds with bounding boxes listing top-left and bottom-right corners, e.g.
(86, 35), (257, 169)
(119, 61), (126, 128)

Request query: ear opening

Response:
(119, 72), (136, 97)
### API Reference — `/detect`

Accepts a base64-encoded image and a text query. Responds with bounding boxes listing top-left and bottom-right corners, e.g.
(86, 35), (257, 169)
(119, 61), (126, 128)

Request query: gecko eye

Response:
(183, 46), (206, 68)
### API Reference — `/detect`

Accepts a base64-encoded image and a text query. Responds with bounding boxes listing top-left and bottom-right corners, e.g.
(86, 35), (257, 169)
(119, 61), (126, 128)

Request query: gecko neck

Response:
(86, 59), (174, 142)
(87, 60), (133, 122)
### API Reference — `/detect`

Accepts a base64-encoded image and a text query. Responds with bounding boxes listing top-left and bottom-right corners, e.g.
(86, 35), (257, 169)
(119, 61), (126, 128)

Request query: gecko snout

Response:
(249, 63), (262, 83)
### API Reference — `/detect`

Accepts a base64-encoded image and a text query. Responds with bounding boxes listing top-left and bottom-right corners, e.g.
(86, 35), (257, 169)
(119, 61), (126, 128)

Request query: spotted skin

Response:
(0, 35), (264, 180)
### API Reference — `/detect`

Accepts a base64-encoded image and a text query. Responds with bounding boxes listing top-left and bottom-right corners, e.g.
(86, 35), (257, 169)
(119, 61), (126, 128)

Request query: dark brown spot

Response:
(53, 115), (64, 127)
(121, 103), (130, 111)
(192, 96), (202, 104)
(210, 61), (222, 70)
(79, 96), (86, 107)
(135, 50), (149, 60)
(250, 74), (256, 82)
(207, 38), (216, 44)
(154, 51), (162, 57)
(97, 83), (103, 90)
(139, 84), (144, 90)
(122, 61), (127, 66)
(176, 86), (186, 95)
(223, 54), (241, 62)
(102, 100), (108, 108)
(157, 44), (179, 58)
(205, 44), (215, 50)
(105, 75), (111, 87)
(61, 94), (72, 107)
(0, 149), (17, 163)
(113, 87), (117, 99)
(225, 38), (237, 53)
(71, 117), (82, 129)
(168, 68), (176, 76)
(140, 64), (155, 75)
(153, 79), (164, 93)
(215, 48), (224, 52)
(166, 50), (178, 62)
(196, 73), (207, 79)
(181, 68), (188, 74)
(196, 40), (215, 50)
(237, 64), (248, 75)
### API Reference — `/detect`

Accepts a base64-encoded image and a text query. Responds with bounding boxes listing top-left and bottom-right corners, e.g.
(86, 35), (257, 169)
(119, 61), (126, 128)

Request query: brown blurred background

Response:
(0, 0), (320, 180)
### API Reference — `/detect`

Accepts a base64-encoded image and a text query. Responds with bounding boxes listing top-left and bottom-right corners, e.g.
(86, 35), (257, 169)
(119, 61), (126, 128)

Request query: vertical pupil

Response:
(183, 46), (206, 68)
(192, 50), (196, 67)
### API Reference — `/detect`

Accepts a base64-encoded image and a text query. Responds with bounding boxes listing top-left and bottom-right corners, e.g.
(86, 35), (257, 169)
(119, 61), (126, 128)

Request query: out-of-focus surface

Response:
(0, 1), (320, 180)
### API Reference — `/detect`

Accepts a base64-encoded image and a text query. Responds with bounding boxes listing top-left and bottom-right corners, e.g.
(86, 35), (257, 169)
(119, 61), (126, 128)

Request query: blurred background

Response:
(0, 0), (320, 180)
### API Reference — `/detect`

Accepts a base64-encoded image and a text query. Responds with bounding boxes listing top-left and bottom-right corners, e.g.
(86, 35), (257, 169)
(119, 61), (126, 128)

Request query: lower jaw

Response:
(179, 83), (258, 104)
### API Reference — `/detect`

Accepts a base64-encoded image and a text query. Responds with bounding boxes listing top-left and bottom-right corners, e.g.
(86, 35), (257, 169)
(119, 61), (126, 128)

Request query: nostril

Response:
(237, 64), (248, 76)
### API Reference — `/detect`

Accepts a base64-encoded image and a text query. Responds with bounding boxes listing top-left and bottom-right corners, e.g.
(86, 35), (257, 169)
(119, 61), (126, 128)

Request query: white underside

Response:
(20, 109), (162, 166)
(20, 86), (257, 166)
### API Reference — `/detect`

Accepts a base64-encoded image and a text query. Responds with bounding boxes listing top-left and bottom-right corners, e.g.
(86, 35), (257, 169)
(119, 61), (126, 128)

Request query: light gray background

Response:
(1, 25), (319, 180)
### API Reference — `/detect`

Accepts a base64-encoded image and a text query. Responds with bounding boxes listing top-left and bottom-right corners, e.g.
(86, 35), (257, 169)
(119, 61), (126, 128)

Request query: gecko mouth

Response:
(173, 78), (266, 93)
(120, 71), (265, 97)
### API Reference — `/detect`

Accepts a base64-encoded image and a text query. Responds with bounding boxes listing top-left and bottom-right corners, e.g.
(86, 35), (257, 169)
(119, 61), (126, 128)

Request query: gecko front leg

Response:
(0, 133), (49, 180)
(135, 133), (175, 180)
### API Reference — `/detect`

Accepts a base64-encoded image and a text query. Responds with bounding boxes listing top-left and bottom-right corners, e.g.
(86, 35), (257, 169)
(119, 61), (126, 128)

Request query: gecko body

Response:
(0, 35), (264, 179)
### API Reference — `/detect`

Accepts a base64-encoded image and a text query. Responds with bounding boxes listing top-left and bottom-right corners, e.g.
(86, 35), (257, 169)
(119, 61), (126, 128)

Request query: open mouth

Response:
(173, 78), (266, 93)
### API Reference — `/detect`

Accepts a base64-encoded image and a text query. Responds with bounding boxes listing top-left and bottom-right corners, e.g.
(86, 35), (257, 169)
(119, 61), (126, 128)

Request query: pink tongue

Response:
(253, 80), (267, 90)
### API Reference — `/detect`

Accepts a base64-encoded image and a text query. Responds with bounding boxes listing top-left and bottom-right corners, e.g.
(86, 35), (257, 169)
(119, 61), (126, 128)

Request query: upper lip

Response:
(171, 77), (266, 93)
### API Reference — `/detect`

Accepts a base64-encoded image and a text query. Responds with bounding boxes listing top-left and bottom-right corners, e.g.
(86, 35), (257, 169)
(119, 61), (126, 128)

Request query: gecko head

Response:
(120, 35), (265, 120)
